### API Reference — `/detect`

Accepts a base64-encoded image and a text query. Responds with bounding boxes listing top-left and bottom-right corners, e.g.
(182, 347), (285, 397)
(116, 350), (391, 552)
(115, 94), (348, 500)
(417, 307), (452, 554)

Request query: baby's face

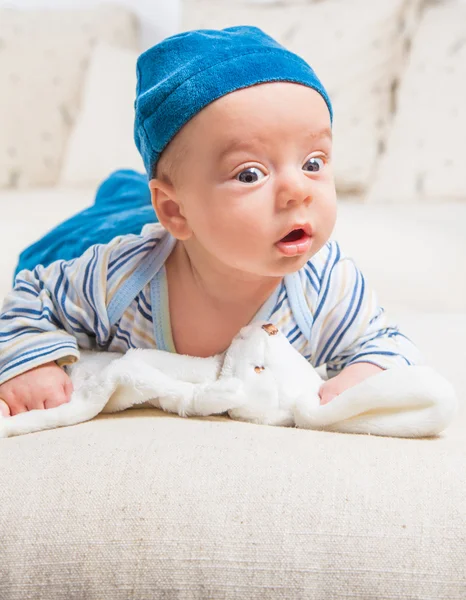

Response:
(160, 81), (337, 277)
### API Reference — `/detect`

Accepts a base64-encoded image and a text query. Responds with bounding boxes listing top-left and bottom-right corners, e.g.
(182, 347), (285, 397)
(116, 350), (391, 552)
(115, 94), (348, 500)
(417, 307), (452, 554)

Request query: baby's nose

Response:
(275, 174), (312, 209)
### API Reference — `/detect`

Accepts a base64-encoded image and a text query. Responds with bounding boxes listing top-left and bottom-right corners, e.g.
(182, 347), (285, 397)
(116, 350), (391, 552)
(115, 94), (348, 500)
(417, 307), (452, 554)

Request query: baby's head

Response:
(134, 26), (337, 278)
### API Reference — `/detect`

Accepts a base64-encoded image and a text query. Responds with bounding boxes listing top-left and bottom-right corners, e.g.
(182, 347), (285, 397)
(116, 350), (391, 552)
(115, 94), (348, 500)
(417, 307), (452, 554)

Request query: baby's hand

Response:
(319, 362), (384, 405)
(0, 362), (73, 418)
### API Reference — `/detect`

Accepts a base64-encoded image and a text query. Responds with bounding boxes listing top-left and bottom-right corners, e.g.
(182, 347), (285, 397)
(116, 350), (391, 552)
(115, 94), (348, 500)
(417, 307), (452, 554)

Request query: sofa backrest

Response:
(0, 3), (139, 189)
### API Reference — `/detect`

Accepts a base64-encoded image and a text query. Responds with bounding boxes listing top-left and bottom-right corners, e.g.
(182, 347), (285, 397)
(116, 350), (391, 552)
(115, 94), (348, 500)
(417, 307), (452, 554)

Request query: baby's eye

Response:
(303, 157), (325, 173)
(235, 167), (265, 184)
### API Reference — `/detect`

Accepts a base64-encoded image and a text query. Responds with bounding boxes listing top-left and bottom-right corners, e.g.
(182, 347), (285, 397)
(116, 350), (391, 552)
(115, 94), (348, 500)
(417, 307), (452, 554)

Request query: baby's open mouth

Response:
(275, 226), (313, 257)
(280, 228), (306, 243)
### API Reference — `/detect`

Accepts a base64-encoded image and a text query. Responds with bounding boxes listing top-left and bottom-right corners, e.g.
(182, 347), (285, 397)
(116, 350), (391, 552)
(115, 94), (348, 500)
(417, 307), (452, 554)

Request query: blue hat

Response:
(134, 25), (333, 177)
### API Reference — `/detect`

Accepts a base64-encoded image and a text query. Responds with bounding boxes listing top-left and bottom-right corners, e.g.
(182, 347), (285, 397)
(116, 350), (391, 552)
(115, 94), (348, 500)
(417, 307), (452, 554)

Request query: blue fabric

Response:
(14, 169), (157, 280)
(107, 229), (176, 328)
(134, 25), (333, 176)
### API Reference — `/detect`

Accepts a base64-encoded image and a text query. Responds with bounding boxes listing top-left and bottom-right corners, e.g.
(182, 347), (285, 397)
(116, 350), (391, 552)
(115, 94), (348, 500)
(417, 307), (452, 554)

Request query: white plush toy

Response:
(0, 322), (458, 439)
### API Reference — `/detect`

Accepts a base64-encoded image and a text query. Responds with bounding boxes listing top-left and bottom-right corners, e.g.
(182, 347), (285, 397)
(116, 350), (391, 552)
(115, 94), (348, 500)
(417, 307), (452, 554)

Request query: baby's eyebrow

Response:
(218, 127), (332, 162)
(307, 127), (332, 142)
(320, 127), (332, 139)
(217, 139), (255, 163)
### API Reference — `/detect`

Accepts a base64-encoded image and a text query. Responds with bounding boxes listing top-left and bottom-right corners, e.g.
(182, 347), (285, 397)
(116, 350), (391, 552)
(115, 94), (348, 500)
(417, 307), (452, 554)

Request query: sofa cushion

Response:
(332, 199), (466, 313)
(0, 4), (139, 189)
(0, 188), (94, 299)
(367, 3), (466, 203)
(60, 43), (144, 188)
(182, 0), (422, 194)
(0, 312), (464, 599)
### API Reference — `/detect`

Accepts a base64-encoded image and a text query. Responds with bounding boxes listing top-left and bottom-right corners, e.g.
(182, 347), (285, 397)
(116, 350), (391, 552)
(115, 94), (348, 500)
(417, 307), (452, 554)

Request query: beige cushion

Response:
(0, 311), (464, 598)
(0, 188), (94, 300)
(367, 3), (466, 203)
(0, 5), (139, 189)
(182, 0), (422, 194)
(332, 200), (466, 313)
(60, 43), (144, 188)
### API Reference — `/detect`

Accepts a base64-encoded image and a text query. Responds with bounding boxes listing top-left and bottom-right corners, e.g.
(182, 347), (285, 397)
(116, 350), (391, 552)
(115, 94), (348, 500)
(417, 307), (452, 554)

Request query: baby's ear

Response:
(148, 178), (192, 240)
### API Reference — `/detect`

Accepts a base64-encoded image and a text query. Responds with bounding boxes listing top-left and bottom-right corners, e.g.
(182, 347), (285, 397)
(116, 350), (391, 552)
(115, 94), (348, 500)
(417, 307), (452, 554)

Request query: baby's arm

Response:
(311, 241), (425, 402)
(318, 362), (384, 405)
(0, 236), (132, 412)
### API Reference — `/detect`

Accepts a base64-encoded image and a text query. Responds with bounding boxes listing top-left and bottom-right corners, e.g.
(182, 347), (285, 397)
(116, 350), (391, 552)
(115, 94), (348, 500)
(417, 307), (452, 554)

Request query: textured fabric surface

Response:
(0, 4), (138, 189)
(368, 3), (466, 203)
(182, 0), (423, 194)
(0, 313), (465, 599)
(60, 43), (144, 188)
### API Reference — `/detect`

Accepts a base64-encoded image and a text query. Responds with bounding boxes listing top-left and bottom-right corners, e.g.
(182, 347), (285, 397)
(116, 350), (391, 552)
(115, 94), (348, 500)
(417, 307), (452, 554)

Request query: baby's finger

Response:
(318, 382), (329, 400)
(8, 402), (29, 416)
(64, 378), (74, 402)
(0, 398), (11, 417)
(44, 389), (69, 410)
(320, 391), (337, 405)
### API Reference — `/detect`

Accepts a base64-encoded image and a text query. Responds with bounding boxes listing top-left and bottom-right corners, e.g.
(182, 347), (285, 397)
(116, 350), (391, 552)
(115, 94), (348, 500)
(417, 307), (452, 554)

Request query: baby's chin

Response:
(242, 252), (316, 279)
(272, 240), (326, 274)
(269, 255), (315, 277)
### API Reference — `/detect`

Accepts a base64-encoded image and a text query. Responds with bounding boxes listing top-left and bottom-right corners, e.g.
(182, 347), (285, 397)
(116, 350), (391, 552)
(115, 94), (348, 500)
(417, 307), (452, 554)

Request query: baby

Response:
(0, 26), (424, 418)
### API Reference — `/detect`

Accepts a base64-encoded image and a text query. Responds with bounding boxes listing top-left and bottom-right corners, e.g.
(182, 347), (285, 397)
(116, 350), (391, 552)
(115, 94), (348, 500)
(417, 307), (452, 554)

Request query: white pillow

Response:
(181, 0), (422, 194)
(367, 3), (466, 203)
(0, 5), (139, 189)
(60, 43), (144, 188)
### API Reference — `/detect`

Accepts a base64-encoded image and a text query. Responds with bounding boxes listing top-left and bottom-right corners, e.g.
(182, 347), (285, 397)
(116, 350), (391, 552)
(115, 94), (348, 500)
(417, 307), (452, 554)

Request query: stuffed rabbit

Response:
(0, 322), (458, 439)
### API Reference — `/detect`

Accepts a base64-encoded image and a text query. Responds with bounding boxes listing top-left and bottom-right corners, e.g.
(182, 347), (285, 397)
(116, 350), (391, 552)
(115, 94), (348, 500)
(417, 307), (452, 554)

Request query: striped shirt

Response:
(0, 223), (424, 386)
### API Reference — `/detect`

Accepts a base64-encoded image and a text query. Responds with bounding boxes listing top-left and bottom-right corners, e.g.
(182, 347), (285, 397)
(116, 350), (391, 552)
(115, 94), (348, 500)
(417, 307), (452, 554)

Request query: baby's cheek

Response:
(210, 218), (266, 265)
(210, 203), (255, 235)
(200, 190), (273, 251)
(317, 187), (337, 233)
